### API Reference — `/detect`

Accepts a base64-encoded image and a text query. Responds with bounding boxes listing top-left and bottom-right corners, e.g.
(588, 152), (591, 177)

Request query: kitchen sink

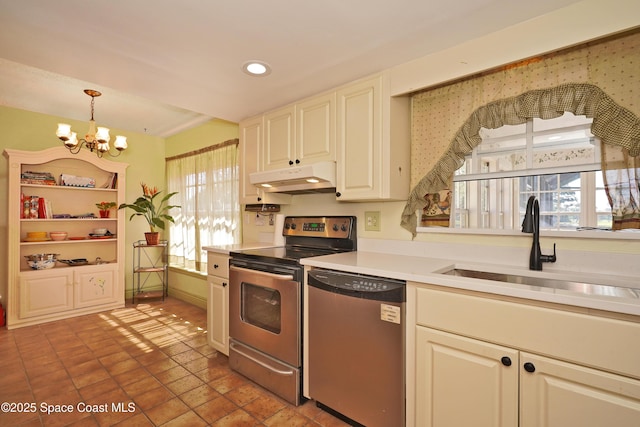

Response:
(441, 268), (640, 299)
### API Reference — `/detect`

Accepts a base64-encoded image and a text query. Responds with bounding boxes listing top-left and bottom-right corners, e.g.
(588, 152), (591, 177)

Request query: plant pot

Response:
(99, 210), (110, 218)
(144, 232), (160, 245)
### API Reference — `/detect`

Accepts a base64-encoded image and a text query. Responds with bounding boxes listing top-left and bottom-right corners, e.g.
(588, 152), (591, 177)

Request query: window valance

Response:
(401, 83), (640, 237)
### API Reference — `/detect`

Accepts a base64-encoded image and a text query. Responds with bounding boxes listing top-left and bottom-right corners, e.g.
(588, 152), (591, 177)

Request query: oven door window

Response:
(241, 282), (282, 334)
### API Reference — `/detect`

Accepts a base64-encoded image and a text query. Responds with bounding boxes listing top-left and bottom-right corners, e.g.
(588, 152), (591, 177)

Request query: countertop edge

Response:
(300, 251), (640, 317)
(204, 242), (277, 255)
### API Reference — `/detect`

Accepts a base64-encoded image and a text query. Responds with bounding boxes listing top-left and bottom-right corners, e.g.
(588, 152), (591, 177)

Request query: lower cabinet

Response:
(19, 264), (120, 320)
(19, 270), (74, 318)
(75, 265), (118, 308)
(520, 352), (640, 427)
(413, 285), (640, 427)
(415, 326), (518, 427)
(207, 274), (229, 355)
(416, 326), (640, 427)
(207, 252), (230, 355)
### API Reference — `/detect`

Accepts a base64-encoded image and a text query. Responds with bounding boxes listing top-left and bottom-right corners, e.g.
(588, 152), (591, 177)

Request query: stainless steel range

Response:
(228, 216), (357, 405)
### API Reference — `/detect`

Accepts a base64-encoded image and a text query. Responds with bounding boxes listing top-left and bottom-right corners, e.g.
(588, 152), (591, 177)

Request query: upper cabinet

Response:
(239, 114), (263, 204)
(264, 105), (296, 170)
(239, 72), (410, 203)
(263, 93), (336, 171)
(295, 92), (336, 166)
(336, 72), (411, 201)
(239, 115), (292, 205)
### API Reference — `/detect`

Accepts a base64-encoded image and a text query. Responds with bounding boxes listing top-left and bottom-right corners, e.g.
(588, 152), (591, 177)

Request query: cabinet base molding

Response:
(6, 301), (124, 330)
(168, 288), (206, 309)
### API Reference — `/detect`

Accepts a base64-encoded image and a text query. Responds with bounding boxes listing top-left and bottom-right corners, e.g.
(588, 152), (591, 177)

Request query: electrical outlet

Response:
(365, 211), (381, 231)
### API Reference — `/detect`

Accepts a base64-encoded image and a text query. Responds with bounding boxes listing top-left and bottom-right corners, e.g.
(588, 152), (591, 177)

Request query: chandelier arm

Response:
(65, 140), (85, 155)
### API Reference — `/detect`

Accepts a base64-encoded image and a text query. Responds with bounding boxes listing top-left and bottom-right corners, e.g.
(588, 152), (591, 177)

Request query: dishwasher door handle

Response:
(230, 342), (295, 376)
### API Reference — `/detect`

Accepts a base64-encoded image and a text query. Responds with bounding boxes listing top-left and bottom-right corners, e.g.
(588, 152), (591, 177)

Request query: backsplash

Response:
(359, 238), (640, 278)
(242, 192), (639, 276)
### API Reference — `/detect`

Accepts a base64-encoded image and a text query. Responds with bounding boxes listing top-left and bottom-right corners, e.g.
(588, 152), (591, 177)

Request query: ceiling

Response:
(0, 0), (581, 138)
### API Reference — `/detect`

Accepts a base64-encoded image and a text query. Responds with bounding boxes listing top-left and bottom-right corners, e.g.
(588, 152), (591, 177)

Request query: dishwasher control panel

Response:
(308, 269), (405, 302)
(342, 277), (394, 292)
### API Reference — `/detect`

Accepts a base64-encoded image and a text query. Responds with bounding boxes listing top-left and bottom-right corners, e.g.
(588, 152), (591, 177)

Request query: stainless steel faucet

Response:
(522, 196), (557, 270)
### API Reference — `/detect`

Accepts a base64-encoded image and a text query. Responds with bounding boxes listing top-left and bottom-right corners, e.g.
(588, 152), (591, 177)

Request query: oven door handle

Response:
(230, 265), (294, 281)
(230, 342), (295, 376)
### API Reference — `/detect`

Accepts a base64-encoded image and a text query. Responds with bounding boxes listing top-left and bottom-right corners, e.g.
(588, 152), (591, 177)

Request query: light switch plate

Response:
(365, 211), (381, 231)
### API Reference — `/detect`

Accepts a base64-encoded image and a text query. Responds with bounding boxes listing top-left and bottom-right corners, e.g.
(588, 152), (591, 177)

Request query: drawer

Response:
(207, 253), (229, 278)
(415, 286), (640, 380)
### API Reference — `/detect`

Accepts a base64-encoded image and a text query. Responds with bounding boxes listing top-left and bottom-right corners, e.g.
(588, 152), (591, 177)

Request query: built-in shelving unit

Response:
(4, 146), (128, 329)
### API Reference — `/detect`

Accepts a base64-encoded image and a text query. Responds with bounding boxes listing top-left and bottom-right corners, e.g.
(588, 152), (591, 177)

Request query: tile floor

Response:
(0, 297), (351, 427)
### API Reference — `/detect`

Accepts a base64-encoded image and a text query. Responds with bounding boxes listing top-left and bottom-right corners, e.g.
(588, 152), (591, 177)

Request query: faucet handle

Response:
(540, 243), (557, 264)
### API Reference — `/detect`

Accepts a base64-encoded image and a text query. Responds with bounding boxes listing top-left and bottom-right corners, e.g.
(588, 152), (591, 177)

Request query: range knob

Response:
(341, 224), (347, 231)
(332, 224), (339, 231)
(290, 223), (297, 230)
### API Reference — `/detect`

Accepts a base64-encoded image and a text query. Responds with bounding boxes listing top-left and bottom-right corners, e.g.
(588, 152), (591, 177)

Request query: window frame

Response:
(418, 115), (637, 239)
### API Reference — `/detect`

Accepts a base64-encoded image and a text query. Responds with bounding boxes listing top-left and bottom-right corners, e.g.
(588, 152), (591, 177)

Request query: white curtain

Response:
(166, 139), (240, 272)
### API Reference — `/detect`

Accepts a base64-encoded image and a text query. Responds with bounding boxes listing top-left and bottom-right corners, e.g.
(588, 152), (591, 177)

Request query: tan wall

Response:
(0, 105), (166, 303)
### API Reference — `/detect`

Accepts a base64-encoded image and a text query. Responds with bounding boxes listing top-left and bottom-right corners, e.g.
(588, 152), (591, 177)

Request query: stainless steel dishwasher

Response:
(307, 268), (405, 427)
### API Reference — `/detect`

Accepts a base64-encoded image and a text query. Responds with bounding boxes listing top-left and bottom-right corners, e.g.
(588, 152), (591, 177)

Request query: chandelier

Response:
(55, 89), (128, 157)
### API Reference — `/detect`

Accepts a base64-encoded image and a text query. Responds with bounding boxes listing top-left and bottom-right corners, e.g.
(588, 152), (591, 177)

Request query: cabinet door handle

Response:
(336, 192), (341, 197)
(295, 159), (300, 164)
(288, 160), (294, 165)
(214, 264), (219, 269)
(501, 356), (512, 367)
(523, 362), (536, 373)
(222, 282), (227, 287)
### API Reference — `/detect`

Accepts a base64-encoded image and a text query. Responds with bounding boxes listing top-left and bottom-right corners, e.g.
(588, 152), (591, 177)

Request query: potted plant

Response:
(96, 201), (117, 218)
(119, 183), (180, 245)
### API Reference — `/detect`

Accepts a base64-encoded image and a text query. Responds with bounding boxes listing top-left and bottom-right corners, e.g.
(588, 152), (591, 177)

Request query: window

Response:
(166, 140), (241, 273)
(448, 113), (611, 231)
(403, 83), (640, 237)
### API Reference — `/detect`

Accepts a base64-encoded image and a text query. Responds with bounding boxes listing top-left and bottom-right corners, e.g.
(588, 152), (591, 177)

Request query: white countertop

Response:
(203, 242), (277, 255)
(301, 251), (640, 317)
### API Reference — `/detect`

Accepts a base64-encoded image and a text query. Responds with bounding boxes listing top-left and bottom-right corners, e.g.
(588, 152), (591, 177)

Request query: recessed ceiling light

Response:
(242, 61), (271, 77)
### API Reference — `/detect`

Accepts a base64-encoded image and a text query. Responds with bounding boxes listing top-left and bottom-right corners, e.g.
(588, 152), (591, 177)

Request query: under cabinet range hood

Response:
(249, 161), (336, 194)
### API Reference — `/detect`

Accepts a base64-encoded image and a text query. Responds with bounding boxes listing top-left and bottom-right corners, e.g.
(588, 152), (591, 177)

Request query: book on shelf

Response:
(60, 174), (96, 188)
(22, 195), (52, 219)
(101, 173), (118, 189)
(20, 171), (57, 185)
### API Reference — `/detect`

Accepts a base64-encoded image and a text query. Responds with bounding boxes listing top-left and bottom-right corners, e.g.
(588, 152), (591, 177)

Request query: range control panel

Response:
(282, 216), (355, 239)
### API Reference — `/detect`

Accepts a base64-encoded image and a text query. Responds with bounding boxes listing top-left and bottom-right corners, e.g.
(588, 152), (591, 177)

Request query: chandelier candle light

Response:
(56, 89), (128, 157)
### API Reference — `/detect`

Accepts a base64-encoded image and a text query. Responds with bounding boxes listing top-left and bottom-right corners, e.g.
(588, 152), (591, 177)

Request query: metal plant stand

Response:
(132, 240), (168, 303)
